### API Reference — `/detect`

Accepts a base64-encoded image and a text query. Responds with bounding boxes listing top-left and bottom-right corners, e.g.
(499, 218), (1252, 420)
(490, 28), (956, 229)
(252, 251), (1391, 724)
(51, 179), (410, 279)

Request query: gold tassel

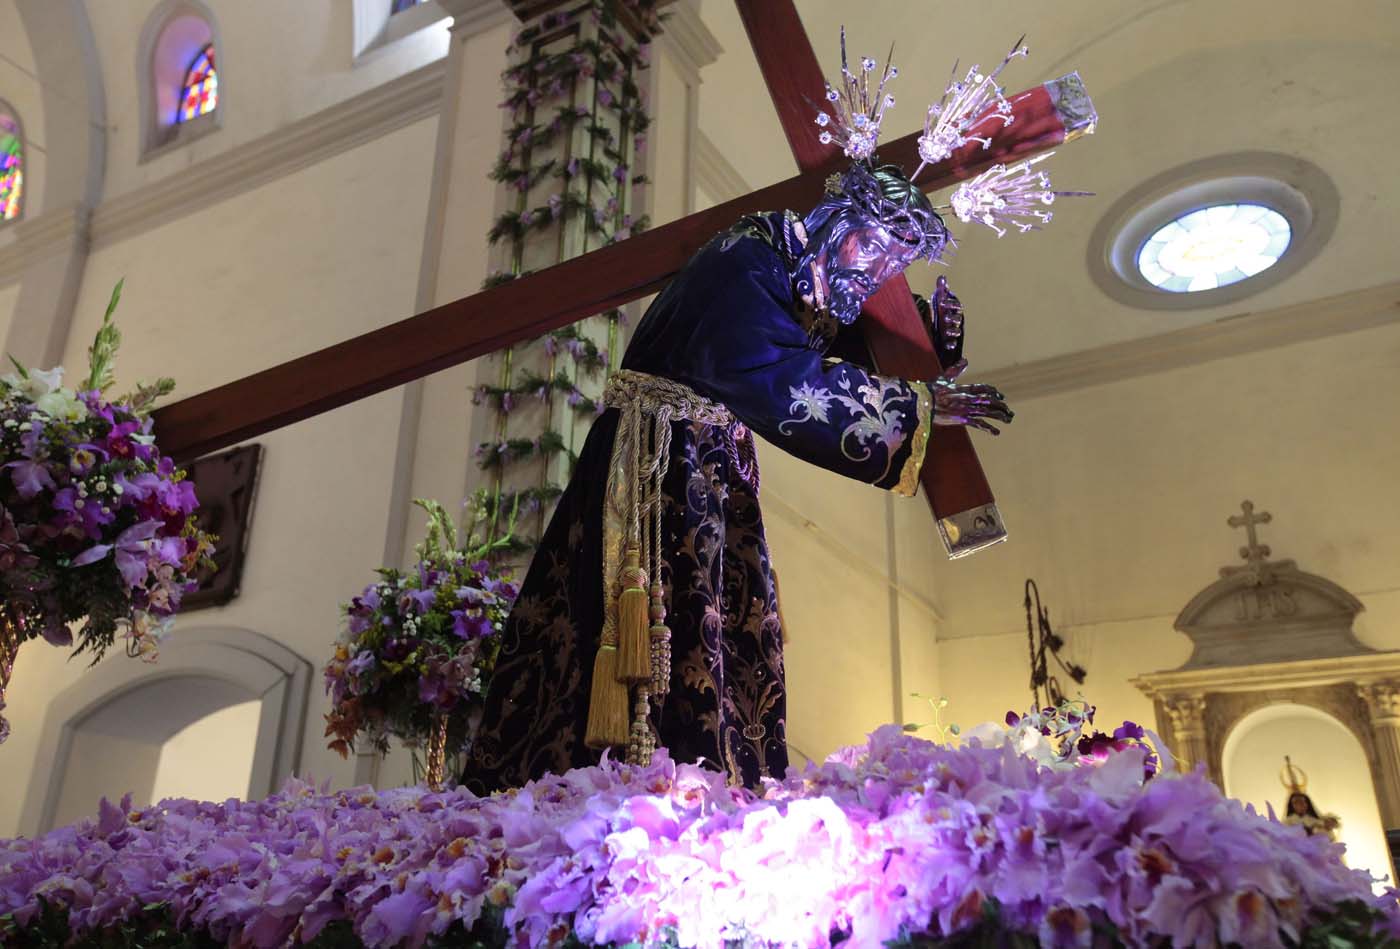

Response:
(648, 579), (671, 695)
(584, 644), (631, 750)
(773, 568), (791, 644)
(616, 545), (652, 683)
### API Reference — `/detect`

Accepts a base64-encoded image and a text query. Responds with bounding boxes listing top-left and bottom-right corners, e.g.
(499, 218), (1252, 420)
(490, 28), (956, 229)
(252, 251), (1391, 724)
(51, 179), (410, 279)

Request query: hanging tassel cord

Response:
(590, 371), (734, 761)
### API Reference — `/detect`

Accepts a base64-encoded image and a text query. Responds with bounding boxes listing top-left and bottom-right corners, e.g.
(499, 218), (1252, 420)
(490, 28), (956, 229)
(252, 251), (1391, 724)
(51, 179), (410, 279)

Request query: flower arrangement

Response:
(324, 500), (519, 787)
(963, 698), (1168, 780)
(0, 282), (215, 742)
(3, 714), (1396, 948)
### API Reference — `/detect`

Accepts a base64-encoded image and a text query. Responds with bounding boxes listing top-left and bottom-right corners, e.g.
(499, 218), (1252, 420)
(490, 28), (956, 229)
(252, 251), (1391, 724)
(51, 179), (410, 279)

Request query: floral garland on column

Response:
(471, 0), (658, 555)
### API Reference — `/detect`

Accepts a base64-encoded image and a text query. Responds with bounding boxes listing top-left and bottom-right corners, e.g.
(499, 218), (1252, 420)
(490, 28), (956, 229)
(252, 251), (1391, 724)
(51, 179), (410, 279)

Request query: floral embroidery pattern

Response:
(780, 371), (912, 483)
(779, 381), (834, 434)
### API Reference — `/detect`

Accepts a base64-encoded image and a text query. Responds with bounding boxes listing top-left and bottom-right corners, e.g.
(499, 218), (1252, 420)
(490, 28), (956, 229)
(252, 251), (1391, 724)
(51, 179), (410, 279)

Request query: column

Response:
(1163, 693), (1209, 775)
(1358, 680), (1400, 830)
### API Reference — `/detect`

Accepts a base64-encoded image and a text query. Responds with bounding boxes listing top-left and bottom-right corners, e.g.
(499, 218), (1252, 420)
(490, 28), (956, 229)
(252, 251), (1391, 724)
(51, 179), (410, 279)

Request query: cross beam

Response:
(151, 9), (1093, 504)
(150, 110), (1080, 461)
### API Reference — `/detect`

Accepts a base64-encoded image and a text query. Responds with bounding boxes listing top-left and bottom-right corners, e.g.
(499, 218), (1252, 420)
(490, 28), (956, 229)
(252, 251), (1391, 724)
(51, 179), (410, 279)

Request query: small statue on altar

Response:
(464, 34), (1070, 793)
(1282, 757), (1340, 840)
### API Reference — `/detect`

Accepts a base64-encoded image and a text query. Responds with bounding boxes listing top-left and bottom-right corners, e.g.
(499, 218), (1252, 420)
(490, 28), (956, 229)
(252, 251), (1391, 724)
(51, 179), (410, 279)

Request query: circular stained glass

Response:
(1135, 203), (1291, 293)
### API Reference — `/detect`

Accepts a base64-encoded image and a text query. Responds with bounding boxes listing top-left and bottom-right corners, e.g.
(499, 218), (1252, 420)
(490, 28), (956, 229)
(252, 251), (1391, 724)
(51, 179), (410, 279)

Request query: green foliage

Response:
(82, 279), (125, 394)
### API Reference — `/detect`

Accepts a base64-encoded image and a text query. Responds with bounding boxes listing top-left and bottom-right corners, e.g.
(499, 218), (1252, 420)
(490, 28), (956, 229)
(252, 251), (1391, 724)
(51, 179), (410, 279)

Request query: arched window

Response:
(138, 1), (222, 157)
(176, 43), (218, 123)
(0, 113), (21, 222)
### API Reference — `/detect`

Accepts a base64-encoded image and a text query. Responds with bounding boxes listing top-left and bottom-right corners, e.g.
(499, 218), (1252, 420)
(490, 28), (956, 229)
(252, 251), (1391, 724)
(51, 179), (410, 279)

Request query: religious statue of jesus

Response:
(464, 35), (1058, 793)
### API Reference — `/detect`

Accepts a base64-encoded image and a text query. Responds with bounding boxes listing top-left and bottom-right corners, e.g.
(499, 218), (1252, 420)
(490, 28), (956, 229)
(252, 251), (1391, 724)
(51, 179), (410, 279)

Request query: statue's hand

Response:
(932, 359), (1013, 436)
(931, 275), (964, 354)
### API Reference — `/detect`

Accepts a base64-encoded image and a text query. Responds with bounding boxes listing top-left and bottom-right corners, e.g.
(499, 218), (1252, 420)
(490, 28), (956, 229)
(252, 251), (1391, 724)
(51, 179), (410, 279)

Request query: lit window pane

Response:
(176, 45), (218, 124)
(0, 116), (20, 221)
(1136, 203), (1291, 294)
(392, 0), (426, 12)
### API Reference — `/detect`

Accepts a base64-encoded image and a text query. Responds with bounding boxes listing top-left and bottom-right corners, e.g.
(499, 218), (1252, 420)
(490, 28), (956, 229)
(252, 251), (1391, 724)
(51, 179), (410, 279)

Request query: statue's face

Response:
(822, 223), (922, 324)
(1289, 793), (1309, 815)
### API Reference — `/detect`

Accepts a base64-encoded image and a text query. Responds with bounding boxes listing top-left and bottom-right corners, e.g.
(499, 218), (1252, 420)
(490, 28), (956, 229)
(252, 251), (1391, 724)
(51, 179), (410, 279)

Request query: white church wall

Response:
(922, 319), (1400, 733)
(150, 700), (262, 805)
(85, 0), (449, 201)
(764, 504), (898, 761)
(0, 281), (19, 352)
(61, 117), (438, 390)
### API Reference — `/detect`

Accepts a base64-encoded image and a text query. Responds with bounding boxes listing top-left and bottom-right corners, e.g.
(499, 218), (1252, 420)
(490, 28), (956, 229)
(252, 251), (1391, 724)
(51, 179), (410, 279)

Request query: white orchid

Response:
(34, 387), (89, 422)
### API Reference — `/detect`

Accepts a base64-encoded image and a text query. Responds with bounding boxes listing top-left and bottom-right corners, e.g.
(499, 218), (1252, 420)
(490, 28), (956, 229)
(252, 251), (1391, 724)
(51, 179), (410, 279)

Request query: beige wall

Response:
(86, 0), (450, 201)
(49, 732), (160, 829)
(922, 320), (1400, 644)
(0, 282), (18, 351)
(151, 700), (262, 804)
(61, 117), (438, 389)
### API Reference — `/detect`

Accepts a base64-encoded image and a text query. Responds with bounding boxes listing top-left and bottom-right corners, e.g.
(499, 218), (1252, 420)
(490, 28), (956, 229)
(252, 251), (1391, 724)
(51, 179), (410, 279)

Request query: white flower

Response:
(35, 387), (89, 422)
(29, 366), (65, 396)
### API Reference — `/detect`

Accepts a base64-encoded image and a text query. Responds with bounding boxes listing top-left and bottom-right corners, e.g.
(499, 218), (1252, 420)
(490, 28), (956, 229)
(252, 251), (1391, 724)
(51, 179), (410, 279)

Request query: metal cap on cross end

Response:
(937, 503), (1008, 560)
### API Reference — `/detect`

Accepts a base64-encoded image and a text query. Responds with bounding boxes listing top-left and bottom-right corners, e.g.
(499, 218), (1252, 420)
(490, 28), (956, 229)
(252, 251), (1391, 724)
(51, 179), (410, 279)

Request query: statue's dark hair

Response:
(798, 163), (948, 274)
(1287, 791), (1320, 819)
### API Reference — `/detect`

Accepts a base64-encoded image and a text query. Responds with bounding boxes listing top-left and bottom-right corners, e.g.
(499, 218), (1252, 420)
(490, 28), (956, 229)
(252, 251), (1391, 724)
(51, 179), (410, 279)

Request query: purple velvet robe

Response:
(463, 212), (933, 792)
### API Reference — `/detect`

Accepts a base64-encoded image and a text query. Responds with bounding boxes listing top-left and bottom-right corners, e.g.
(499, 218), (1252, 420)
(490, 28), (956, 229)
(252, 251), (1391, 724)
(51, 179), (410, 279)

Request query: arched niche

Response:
(19, 626), (310, 836)
(137, 0), (224, 159)
(1222, 703), (1391, 887)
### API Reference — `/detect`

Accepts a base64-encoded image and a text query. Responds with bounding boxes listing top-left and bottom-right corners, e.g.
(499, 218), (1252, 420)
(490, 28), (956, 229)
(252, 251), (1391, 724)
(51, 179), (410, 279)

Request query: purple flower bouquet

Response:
(2, 715), (1396, 948)
(324, 500), (518, 785)
(0, 282), (216, 742)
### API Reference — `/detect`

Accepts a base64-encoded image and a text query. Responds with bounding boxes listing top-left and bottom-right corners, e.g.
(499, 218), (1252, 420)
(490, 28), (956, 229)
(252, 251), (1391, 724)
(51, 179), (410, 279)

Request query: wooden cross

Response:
(1228, 499), (1273, 565)
(150, 1), (1093, 555)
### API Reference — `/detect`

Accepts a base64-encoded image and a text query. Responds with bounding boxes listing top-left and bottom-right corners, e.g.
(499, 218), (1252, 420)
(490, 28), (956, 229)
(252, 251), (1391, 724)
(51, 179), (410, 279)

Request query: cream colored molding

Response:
(87, 59), (447, 253)
(992, 280), (1400, 401)
(1132, 651), (1400, 698)
(658, 0), (721, 86)
(0, 206), (91, 286)
(762, 487), (943, 623)
(694, 129), (749, 203)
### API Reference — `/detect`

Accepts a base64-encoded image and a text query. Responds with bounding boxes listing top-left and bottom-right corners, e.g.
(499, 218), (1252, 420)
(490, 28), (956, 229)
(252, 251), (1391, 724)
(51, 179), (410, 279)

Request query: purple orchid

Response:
(4, 459), (55, 500)
(71, 519), (162, 589)
(451, 610), (493, 641)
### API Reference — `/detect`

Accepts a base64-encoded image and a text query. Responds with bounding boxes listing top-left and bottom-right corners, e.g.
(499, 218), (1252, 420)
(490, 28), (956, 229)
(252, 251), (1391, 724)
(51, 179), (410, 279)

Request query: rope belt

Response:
(585, 370), (733, 763)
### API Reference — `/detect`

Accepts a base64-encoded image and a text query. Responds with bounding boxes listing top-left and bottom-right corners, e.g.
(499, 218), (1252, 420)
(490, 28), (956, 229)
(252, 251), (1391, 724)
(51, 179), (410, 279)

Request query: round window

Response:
(1087, 154), (1336, 310)
(1136, 203), (1292, 293)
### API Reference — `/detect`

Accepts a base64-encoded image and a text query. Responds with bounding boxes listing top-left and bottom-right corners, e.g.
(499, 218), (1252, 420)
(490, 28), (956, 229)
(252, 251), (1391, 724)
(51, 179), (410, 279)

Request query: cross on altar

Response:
(1228, 499), (1273, 565)
(149, 0), (1095, 557)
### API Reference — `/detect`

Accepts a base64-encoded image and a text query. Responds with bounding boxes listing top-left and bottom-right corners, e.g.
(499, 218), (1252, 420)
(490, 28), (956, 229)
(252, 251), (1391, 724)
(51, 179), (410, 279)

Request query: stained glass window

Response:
(391, 0), (426, 12)
(1136, 203), (1291, 293)
(176, 44), (218, 124)
(0, 116), (20, 222)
